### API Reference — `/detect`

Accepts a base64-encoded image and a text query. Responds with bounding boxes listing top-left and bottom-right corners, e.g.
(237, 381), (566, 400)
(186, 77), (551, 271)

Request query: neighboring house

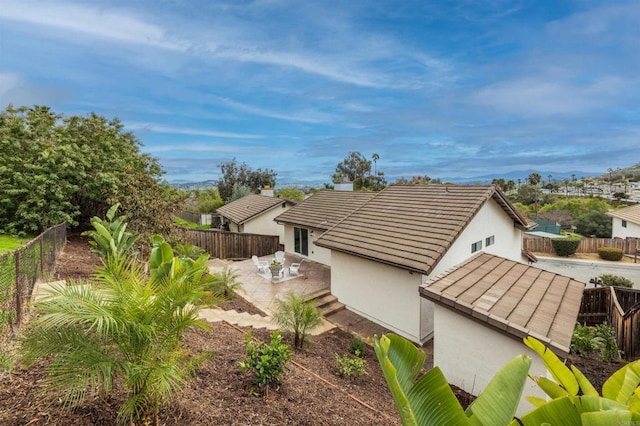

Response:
(314, 185), (532, 343)
(607, 203), (640, 239)
(420, 252), (584, 416)
(216, 194), (295, 244)
(273, 190), (376, 265)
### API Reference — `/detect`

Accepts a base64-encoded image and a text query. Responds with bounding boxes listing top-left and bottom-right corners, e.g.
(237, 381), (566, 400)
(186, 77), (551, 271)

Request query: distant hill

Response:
(170, 180), (217, 190)
(444, 169), (601, 184)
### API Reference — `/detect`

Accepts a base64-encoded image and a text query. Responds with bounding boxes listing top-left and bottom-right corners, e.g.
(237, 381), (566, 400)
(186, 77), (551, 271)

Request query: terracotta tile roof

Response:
(274, 190), (376, 231)
(217, 194), (292, 224)
(420, 252), (585, 354)
(314, 185), (530, 275)
(607, 203), (640, 225)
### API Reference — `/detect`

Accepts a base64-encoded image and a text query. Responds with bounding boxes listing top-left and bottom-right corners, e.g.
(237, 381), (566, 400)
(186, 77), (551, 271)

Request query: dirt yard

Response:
(0, 234), (625, 425)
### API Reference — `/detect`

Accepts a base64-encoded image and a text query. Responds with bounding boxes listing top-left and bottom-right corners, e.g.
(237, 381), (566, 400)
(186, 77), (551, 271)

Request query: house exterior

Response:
(420, 252), (584, 416)
(607, 203), (640, 238)
(314, 185), (532, 343)
(273, 190), (376, 265)
(216, 194), (295, 244)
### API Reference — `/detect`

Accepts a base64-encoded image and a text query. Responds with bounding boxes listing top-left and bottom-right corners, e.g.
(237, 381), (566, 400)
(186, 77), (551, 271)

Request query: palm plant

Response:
(272, 291), (322, 348)
(22, 211), (210, 425)
(210, 266), (242, 299)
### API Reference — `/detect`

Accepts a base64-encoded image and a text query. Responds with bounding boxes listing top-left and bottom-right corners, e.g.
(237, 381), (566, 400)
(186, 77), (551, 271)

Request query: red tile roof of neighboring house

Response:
(607, 203), (640, 226)
(217, 194), (293, 225)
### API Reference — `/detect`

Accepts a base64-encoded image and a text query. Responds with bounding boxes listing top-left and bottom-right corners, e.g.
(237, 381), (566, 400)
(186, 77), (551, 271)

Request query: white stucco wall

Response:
(428, 199), (523, 278)
(433, 306), (548, 417)
(328, 198), (525, 344)
(241, 203), (290, 244)
(331, 250), (423, 342)
(611, 217), (640, 239)
(282, 225), (332, 265)
(418, 199), (525, 341)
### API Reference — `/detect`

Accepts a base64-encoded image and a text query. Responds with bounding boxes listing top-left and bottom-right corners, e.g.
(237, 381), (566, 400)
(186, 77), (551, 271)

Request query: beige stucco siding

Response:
(434, 306), (548, 417)
(240, 204), (289, 244)
(331, 250), (422, 342)
(282, 225), (332, 265)
(611, 217), (640, 239)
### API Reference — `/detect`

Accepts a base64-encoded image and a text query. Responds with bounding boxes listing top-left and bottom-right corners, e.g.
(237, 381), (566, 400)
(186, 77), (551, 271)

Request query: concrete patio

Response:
(208, 252), (330, 315)
(207, 252), (396, 342)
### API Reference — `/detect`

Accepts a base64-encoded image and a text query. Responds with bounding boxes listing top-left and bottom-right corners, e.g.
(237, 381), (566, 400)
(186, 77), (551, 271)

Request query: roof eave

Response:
(314, 242), (432, 275)
(419, 286), (570, 357)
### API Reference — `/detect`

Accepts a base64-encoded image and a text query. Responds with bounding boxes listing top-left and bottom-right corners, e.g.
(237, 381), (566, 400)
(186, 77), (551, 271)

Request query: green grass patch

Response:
(0, 235), (31, 254)
(173, 216), (212, 230)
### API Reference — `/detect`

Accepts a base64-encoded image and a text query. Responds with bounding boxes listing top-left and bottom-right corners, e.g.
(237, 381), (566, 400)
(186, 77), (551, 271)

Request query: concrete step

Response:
(303, 289), (345, 317)
(198, 308), (278, 330)
(303, 288), (331, 302)
(311, 293), (339, 309)
(319, 300), (345, 316)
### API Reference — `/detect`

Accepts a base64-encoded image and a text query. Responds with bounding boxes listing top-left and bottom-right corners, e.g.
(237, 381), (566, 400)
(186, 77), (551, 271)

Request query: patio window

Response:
(294, 227), (308, 256)
(471, 240), (482, 253)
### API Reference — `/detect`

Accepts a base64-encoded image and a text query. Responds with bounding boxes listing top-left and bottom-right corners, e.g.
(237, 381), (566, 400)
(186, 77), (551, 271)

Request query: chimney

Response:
(261, 186), (274, 197)
(334, 177), (354, 191)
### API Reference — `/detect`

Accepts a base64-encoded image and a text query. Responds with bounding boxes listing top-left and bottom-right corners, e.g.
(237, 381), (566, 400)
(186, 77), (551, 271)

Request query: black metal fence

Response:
(0, 223), (67, 335)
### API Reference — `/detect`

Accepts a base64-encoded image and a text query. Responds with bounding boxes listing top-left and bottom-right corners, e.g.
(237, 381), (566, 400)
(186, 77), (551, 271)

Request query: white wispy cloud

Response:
(127, 122), (263, 139)
(0, 0), (185, 50)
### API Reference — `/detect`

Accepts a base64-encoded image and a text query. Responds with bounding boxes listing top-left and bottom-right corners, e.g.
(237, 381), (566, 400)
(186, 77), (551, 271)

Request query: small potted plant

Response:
(269, 260), (282, 279)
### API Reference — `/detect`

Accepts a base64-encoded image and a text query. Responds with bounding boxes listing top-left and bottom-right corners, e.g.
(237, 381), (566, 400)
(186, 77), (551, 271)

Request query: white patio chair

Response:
(251, 255), (269, 273)
(288, 259), (304, 275)
(274, 251), (285, 265)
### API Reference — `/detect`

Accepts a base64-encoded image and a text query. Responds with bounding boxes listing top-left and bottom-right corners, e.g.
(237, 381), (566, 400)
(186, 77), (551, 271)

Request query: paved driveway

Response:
(536, 256), (640, 289)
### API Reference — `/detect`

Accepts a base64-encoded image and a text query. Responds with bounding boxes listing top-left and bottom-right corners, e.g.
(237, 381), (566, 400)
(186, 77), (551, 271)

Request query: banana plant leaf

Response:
(465, 355), (531, 426)
(602, 360), (640, 407)
(524, 336), (579, 396)
(374, 334), (469, 425)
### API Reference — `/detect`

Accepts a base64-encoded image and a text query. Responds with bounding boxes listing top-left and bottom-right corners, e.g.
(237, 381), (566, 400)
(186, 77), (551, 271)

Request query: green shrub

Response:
(570, 323), (597, 355)
(335, 353), (367, 379)
(239, 330), (293, 395)
(593, 322), (621, 362)
(551, 237), (580, 256)
(597, 247), (624, 261)
(349, 336), (367, 358)
(570, 322), (621, 362)
(599, 273), (634, 288)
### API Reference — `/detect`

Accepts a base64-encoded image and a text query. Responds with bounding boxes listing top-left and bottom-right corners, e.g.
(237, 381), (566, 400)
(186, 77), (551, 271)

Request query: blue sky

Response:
(1, 0), (639, 185)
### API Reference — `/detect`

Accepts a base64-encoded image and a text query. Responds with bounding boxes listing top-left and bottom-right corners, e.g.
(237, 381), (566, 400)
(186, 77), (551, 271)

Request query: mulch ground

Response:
(0, 234), (623, 425)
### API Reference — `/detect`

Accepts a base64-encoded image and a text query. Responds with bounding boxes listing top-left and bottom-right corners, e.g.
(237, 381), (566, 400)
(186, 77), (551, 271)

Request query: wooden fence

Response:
(524, 236), (640, 255)
(181, 228), (280, 260)
(578, 287), (640, 360)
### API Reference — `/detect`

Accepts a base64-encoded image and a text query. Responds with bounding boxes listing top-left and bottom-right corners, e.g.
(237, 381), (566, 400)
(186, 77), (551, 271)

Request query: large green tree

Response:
(216, 158), (277, 202)
(334, 151), (386, 191)
(0, 105), (183, 236)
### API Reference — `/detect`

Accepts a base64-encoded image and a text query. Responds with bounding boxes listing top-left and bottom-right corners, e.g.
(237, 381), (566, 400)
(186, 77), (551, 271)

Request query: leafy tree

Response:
(193, 188), (223, 213)
(334, 151), (387, 191)
(21, 210), (211, 425)
(0, 105), (182, 236)
(275, 188), (305, 202)
(492, 178), (506, 190)
(216, 158), (276, 202)
(575, 210), (612, 237)
(230, 183), (253, 202)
